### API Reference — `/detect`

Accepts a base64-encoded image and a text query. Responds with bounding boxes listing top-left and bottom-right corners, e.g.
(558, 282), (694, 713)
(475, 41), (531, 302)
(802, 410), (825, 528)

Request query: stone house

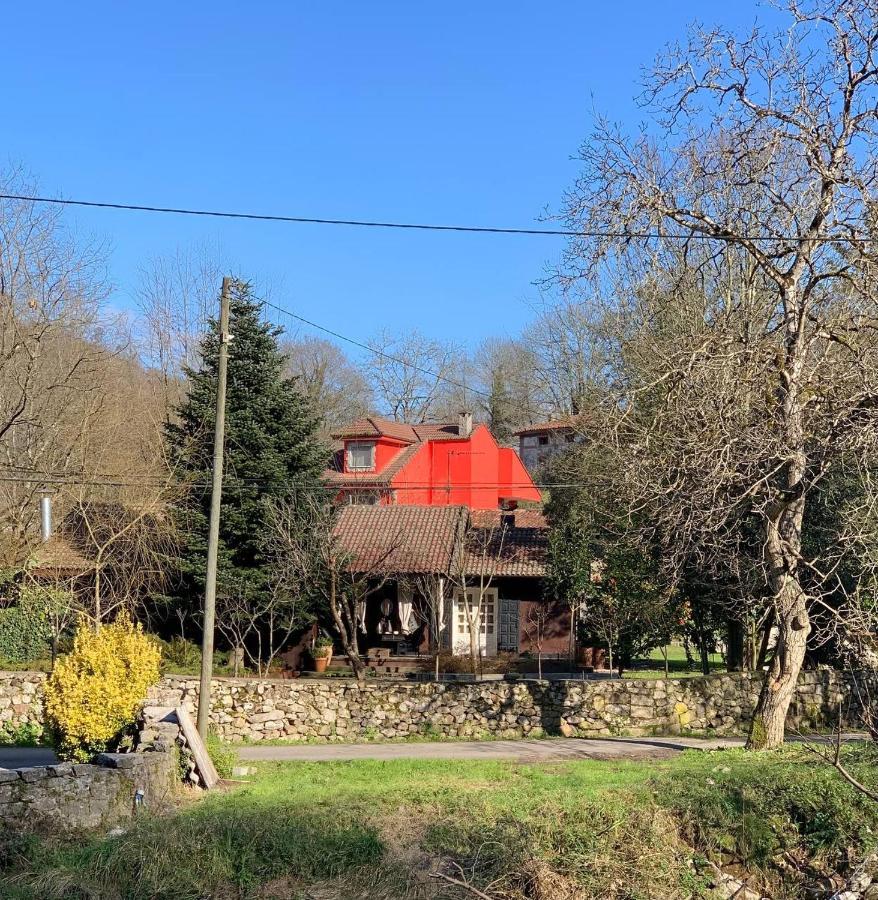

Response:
(514, 418), (584, 474)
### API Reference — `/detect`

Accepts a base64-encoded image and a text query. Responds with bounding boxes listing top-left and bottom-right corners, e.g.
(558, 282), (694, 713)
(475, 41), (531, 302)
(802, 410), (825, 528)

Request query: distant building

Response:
(513, 419), (582, 473)
(327, 413), (541, 510)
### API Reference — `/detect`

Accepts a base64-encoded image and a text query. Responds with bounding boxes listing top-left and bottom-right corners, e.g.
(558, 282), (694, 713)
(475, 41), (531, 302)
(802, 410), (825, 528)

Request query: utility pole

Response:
(197, 276), (233, 739)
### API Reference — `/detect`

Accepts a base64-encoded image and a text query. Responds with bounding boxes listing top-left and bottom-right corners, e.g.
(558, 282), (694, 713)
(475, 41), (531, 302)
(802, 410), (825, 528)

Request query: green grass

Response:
(3, 745), (877, 899)
(623, 643), (725, 679)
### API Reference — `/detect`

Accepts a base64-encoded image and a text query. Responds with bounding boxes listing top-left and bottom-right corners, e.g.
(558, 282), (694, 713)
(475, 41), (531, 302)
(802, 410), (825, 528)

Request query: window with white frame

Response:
(346, 441), (375, 470)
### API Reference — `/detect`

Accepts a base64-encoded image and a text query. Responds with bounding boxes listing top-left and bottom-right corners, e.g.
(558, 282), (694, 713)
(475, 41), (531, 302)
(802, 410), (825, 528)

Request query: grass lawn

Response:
(2, 746), (876, 899)
(624, 643), (725, 679)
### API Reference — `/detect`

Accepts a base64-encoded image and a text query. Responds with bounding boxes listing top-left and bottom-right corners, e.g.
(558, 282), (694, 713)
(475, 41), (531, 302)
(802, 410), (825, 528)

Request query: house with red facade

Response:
(325, 415), (576, 669)
(327, 413), (541, 509)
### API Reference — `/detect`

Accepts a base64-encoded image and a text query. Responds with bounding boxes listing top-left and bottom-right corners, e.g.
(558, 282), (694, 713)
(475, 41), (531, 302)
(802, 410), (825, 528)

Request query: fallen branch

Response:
(800, 720), (878, 804)
(429, 870), (496, 899)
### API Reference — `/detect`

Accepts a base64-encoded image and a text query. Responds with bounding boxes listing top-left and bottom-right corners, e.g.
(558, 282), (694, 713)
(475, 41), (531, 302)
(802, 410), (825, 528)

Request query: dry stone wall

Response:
(0, 671), (45, 736)
(0, 668), (864, 746)
(149, 669), (860, 743)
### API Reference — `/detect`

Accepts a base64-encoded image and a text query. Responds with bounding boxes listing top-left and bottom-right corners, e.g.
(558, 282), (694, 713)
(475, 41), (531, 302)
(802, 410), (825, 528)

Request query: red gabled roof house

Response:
(322, 416), (581, 671)
(327, 413), (541, 510)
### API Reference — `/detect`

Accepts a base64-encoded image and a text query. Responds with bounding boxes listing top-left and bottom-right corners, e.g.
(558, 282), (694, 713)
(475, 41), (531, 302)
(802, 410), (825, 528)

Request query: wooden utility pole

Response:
(197, 276), (233, 739)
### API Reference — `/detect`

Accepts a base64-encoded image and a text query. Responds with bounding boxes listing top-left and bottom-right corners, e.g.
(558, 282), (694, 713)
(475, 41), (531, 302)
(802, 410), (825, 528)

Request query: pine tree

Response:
(167, 280), (327, 617)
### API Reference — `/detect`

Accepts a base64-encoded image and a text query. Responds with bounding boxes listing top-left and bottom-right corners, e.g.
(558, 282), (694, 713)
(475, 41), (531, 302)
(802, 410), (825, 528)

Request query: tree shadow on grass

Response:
(0, 799), (385, 900)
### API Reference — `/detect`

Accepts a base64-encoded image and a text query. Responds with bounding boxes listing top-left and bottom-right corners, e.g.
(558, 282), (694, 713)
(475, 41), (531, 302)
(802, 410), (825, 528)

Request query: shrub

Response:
(159, 636), (201, 671)
(0, 585), (67, 664)
(0, 721), (44, 747)
(44, 615), (162, 762)
(312, 636), (333, 659)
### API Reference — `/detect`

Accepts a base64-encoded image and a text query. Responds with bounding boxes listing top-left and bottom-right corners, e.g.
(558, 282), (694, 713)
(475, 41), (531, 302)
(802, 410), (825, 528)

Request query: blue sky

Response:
(6, 1), (780, 352)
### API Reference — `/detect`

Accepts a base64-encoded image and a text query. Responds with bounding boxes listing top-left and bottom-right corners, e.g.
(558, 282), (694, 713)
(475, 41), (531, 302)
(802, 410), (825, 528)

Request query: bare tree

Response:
(410, 573), (449, 681)
(282, 336), (372, 430)
(64, 489), (178, 628)
(471, 338), (543, 441)
(553, 0), (878, 748)
(134, 241), (224, 420)
(523, 601), (554, 680)
(449, 519), (507, 677)
(0, 169), (113, 565)
(368, 329), (464, 422)
(213, 566), (308, 677)
(523, 298), (610, 419)
(268, 494), (400, 683)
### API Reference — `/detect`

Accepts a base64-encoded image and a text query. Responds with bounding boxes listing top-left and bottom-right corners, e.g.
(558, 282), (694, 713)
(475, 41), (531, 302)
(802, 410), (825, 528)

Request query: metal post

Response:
(197, 277), (233, 739)
(39, 496), (52, 542)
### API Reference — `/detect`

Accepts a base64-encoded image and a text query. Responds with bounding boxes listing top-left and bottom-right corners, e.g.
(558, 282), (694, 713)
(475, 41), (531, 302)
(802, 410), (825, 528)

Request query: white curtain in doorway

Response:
(398, 584), (414, 634)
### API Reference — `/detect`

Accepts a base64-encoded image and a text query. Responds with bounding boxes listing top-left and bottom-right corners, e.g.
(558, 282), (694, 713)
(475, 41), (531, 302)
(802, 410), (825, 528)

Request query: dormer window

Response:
(347, 441), (375, 471)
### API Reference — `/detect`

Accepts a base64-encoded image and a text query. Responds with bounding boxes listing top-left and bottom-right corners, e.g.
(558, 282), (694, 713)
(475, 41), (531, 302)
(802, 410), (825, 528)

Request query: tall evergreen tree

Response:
(167, 280), (327, 619)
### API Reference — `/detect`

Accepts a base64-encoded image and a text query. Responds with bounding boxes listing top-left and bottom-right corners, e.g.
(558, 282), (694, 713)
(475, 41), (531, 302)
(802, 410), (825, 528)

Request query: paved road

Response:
(3, 734), (865, 769)
(236, 736), (746, 763)
(0, 747), (58, 769)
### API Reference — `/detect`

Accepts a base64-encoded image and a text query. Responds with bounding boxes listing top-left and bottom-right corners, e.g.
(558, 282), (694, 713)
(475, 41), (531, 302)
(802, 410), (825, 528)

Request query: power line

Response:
(262, 299), (490, 400)
(0, 468), (590, 491)
(0, 192), (866, 244)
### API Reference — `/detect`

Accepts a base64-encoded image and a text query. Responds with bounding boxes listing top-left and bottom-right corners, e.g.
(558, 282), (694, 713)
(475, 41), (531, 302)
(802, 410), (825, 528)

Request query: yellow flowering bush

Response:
(44, 615), (162, 761)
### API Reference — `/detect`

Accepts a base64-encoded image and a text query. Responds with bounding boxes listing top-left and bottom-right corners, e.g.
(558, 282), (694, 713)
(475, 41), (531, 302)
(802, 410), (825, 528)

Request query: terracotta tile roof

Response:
(410, 423), (467, 441)
(464, 523), (548, 577)
(470, 508), (548, 529)
(333, 504), (547, 578)
(334, 504), (467, 574)
(330, 417), (419, 443)
(325, 443), (424, 487)
(28, 536), (94, 575)
(331, 416), (471, 444)
(513, 418), (578, 436)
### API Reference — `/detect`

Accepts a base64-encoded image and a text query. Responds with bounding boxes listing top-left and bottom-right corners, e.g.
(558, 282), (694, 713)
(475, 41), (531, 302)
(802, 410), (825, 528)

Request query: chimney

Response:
(501, 512), (515, 529)
(39, 496), (52, 542)
(458, 411), (473, 438)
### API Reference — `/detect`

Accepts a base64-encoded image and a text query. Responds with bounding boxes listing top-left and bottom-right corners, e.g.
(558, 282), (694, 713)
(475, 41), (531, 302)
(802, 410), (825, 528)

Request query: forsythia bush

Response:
(44, 615), (162, 761)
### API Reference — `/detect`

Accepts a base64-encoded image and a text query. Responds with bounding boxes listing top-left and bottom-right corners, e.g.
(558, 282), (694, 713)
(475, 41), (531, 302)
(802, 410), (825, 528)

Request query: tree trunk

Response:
(727, 619), (745, 672)
(699, 631), (710, 677)
(329, 576), (367, 683)
(747, 582), (809, 749)
(748, 305), (810, 750)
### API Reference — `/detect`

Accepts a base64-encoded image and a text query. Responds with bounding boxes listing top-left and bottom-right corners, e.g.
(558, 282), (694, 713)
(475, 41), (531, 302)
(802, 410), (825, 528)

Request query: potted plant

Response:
(311, 637), (333, 673)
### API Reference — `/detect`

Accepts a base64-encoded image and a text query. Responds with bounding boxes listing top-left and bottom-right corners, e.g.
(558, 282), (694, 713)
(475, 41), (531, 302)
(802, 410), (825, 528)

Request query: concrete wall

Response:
(0, 668), (868, 747)
(0, 751), (177, 832)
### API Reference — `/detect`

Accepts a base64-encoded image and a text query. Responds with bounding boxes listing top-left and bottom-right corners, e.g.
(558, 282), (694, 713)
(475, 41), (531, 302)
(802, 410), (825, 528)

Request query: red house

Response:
(319, 416), (584, 671)
(327, 413), (541, 510)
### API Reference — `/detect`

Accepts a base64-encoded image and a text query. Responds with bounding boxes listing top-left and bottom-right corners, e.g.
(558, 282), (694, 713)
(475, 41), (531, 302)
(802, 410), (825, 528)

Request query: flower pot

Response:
(313, 655), (330, 673)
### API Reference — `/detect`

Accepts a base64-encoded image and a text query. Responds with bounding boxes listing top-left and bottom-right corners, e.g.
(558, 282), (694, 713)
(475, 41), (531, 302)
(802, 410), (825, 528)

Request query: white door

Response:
(453, 587), (498, 657)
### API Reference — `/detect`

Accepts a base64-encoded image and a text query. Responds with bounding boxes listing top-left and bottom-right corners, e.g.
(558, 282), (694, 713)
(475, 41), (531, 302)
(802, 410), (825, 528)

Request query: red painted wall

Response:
(498, 448), (541, 503)
(341, 425), (541, 510)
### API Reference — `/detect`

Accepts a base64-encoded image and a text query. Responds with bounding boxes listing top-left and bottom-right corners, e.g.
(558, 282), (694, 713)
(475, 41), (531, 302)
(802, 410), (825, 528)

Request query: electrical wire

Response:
(0, 192), (866, 244)
(0, 467), (590, 491)
(262, 299), (490, 399)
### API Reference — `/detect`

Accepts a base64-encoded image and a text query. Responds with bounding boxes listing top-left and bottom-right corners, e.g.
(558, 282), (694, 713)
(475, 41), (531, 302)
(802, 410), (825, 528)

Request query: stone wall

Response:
(150, 668), (863, 743)
(0, 671), (45, 736)
(0, 751), (177, 832)
(0, 668), (867, 746)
